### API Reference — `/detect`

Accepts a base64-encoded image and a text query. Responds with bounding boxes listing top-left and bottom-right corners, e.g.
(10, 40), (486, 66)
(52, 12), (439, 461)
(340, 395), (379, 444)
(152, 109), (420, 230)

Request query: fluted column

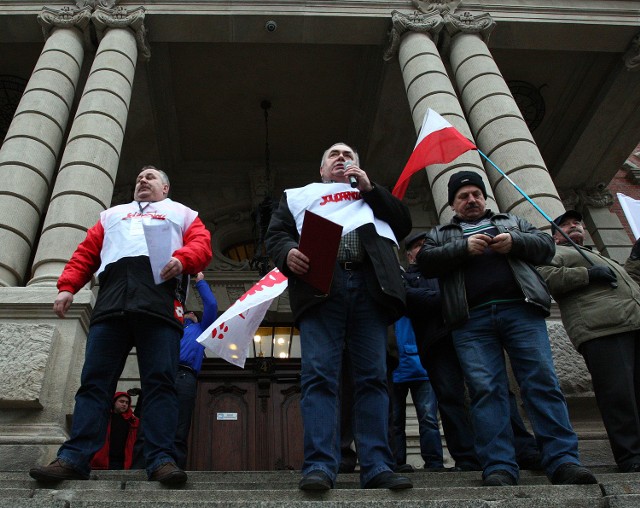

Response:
(0, 7), (91, 287)
(385, 10), (496, 222)
(29, 6), (150, 286)
(444, 11), (563, 230)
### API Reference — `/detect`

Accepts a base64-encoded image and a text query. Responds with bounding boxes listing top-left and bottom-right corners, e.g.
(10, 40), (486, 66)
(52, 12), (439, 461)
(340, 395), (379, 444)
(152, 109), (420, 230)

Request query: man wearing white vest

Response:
(266, 143), (412, 490)
(30, 166), (212, 485)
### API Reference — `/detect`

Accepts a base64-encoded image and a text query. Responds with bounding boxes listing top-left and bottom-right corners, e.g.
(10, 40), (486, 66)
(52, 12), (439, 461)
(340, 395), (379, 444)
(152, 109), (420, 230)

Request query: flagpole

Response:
(476, 149), (617, 288)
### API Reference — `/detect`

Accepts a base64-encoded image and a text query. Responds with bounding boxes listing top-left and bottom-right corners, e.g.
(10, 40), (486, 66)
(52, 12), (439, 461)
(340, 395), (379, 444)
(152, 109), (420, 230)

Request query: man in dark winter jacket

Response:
(539, 210), (640, 473)
(417, 171), (595, 487)
(30, 166), (212, 485)
(266, 143), (412, 491)
(404, 231), (541, 473)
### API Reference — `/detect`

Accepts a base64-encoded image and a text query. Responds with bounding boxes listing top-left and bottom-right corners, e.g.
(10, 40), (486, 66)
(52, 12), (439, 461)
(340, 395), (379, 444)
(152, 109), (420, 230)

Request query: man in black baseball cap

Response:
(539, 210), (640, 474)
(552, 209), (583, 234)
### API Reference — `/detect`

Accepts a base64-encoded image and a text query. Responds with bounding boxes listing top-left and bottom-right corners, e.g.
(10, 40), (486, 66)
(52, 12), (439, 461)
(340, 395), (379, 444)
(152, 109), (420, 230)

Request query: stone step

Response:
(0, 467), (638, 508)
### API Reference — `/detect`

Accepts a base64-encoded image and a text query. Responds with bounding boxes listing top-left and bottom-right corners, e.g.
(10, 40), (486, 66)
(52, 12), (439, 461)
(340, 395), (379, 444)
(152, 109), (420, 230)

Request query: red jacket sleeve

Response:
(56, 220), (104, 294)
(172, 216), (213, 274)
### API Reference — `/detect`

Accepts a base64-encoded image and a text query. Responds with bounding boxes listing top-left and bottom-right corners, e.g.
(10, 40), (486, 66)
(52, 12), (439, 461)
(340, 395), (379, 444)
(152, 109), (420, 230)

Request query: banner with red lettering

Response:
(285, 182), (397, 245)
(196, 268), (288, 367)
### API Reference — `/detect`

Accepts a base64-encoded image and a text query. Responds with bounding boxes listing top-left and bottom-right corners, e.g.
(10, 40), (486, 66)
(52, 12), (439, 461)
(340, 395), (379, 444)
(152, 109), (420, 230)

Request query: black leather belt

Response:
(338, 261), (363, 271)
(178, 364), (196, 375)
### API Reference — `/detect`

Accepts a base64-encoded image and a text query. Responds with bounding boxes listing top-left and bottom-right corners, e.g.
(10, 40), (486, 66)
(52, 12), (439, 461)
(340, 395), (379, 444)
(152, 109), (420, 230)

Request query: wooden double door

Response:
(187, 358), (304, 471)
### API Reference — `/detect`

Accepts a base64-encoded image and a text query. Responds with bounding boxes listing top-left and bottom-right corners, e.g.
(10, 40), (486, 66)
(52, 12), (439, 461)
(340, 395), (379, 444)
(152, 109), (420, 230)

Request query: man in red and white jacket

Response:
(30, 166), (212, 485)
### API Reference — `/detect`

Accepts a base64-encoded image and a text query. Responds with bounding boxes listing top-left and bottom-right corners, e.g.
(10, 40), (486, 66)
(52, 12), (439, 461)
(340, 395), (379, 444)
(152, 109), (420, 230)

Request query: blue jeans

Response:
(391, 380), (443, 467)
(57, 313), (181, 477)
(299, 267), (395, 487)
(451, 302), (580, 480)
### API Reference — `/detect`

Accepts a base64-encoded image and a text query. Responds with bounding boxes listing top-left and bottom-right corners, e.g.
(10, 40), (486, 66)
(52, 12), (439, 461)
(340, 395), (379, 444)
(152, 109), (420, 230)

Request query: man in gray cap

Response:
(416, 171), (596, 487)
(538, 209), (640, 473)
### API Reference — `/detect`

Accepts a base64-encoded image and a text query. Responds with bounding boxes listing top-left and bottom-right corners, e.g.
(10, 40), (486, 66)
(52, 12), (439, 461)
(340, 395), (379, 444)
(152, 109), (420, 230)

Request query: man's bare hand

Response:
(467, 234), (493, 256)
(287, 248), (310, 275)
(160, 256), (183, 280)
(53, 291), (74, 318)
(488, 232), (512, 254)
(195, 272), (205, 282)
(344, 164), (373, 193)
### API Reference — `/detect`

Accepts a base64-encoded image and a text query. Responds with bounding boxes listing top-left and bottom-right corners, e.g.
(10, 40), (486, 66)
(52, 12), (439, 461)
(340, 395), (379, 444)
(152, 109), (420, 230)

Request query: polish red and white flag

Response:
(392, 109), (477, 200)
(196, 268), (288, 368)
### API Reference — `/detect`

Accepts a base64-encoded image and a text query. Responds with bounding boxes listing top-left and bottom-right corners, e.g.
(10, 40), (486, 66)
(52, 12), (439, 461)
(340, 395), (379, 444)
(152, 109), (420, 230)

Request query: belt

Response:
(338, 261), (363, 271)
(178, 364), (196, 375)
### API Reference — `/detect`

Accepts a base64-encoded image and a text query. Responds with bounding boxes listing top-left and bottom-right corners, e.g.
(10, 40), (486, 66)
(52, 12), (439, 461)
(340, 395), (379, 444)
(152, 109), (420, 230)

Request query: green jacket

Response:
(538, 245), (640, 351)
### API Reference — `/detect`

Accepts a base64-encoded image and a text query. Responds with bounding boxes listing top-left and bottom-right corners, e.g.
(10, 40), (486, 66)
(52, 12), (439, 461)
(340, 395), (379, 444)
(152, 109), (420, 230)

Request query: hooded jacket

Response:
(91, 392), (139, 470)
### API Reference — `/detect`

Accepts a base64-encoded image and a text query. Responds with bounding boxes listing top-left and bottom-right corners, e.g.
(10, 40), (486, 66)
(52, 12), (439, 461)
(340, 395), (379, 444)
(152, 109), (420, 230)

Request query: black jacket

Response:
(266, 184), (411, 324)
(417, 210), (554, 329)
(403, 265), (450, 352)
(93, 256), (187, 331)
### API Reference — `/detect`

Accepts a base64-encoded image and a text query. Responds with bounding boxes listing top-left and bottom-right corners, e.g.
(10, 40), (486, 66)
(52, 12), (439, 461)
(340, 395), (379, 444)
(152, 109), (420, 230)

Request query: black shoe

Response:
(451, 463), (482, 472)
(394, 463), (415, 473)
(29, 458), (88, 482)
(424, 466), (449, 472)
(518, 454), (544, 471)
(483, 470), (517, 486)
(299, 470), (332, 491)
(364, 471), (413, 490)
(148, 462), (187, 485)
(620, 463), (640, 473)
(551, 463), (597, 485)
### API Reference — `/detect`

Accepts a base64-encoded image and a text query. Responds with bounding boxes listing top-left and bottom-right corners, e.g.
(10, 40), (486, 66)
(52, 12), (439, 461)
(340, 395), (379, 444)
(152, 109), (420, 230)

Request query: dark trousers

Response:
(580, 330), (640, 470)
(175, 366), (198, 469)
(419, 337), (480, 469)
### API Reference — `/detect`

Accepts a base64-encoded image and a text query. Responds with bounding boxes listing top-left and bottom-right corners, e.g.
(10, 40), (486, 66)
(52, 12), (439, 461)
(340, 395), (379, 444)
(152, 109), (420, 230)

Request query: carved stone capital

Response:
(623, 32), (640, 71)
(577, 186), (614, 208)
(92, 5), (151, 61)
(443, 11), (496, 43)
(560, 186), (614, 209)
(384, 10), (444, 61)
(75, 0), (119, 8)
(38, 5), (93, 44)
(412, 0), (461, 15)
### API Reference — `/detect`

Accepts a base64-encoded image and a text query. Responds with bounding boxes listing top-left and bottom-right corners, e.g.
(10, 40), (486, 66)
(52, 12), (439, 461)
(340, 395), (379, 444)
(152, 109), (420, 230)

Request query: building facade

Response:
(0, 0), (639, 470)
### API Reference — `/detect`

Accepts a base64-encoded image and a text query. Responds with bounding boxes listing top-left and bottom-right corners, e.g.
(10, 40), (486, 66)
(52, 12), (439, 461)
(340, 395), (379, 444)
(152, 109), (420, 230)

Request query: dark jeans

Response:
(419, 337), (480, 469)
(452, 303), (580, 480)
(57, 313), (181, 477)
(175, 366), (198, 469)
(391, 380), (443, 467)
(580, 330), (640, 469)
(298, 267), (395, 487)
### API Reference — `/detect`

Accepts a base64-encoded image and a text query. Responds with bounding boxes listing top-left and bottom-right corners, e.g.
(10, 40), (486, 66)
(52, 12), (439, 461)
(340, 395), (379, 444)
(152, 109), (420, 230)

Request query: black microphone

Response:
(344, 160), (358, 188)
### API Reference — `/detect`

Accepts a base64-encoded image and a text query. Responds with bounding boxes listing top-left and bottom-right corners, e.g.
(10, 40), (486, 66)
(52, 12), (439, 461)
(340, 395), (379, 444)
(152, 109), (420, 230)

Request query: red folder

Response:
(298, 210), (343, 294)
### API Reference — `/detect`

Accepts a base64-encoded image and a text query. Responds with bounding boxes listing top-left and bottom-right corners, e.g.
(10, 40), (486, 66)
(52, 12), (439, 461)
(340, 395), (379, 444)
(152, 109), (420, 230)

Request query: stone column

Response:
(444, 11), (564, 230)
(385, 10), (496, 222)
(0, 6), (91, 287)
(29, 6), (150, 287)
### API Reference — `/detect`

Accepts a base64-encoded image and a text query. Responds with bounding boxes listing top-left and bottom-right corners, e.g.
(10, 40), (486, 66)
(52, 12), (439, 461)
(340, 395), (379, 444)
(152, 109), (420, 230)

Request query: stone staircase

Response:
(2, 467), (640, 507)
